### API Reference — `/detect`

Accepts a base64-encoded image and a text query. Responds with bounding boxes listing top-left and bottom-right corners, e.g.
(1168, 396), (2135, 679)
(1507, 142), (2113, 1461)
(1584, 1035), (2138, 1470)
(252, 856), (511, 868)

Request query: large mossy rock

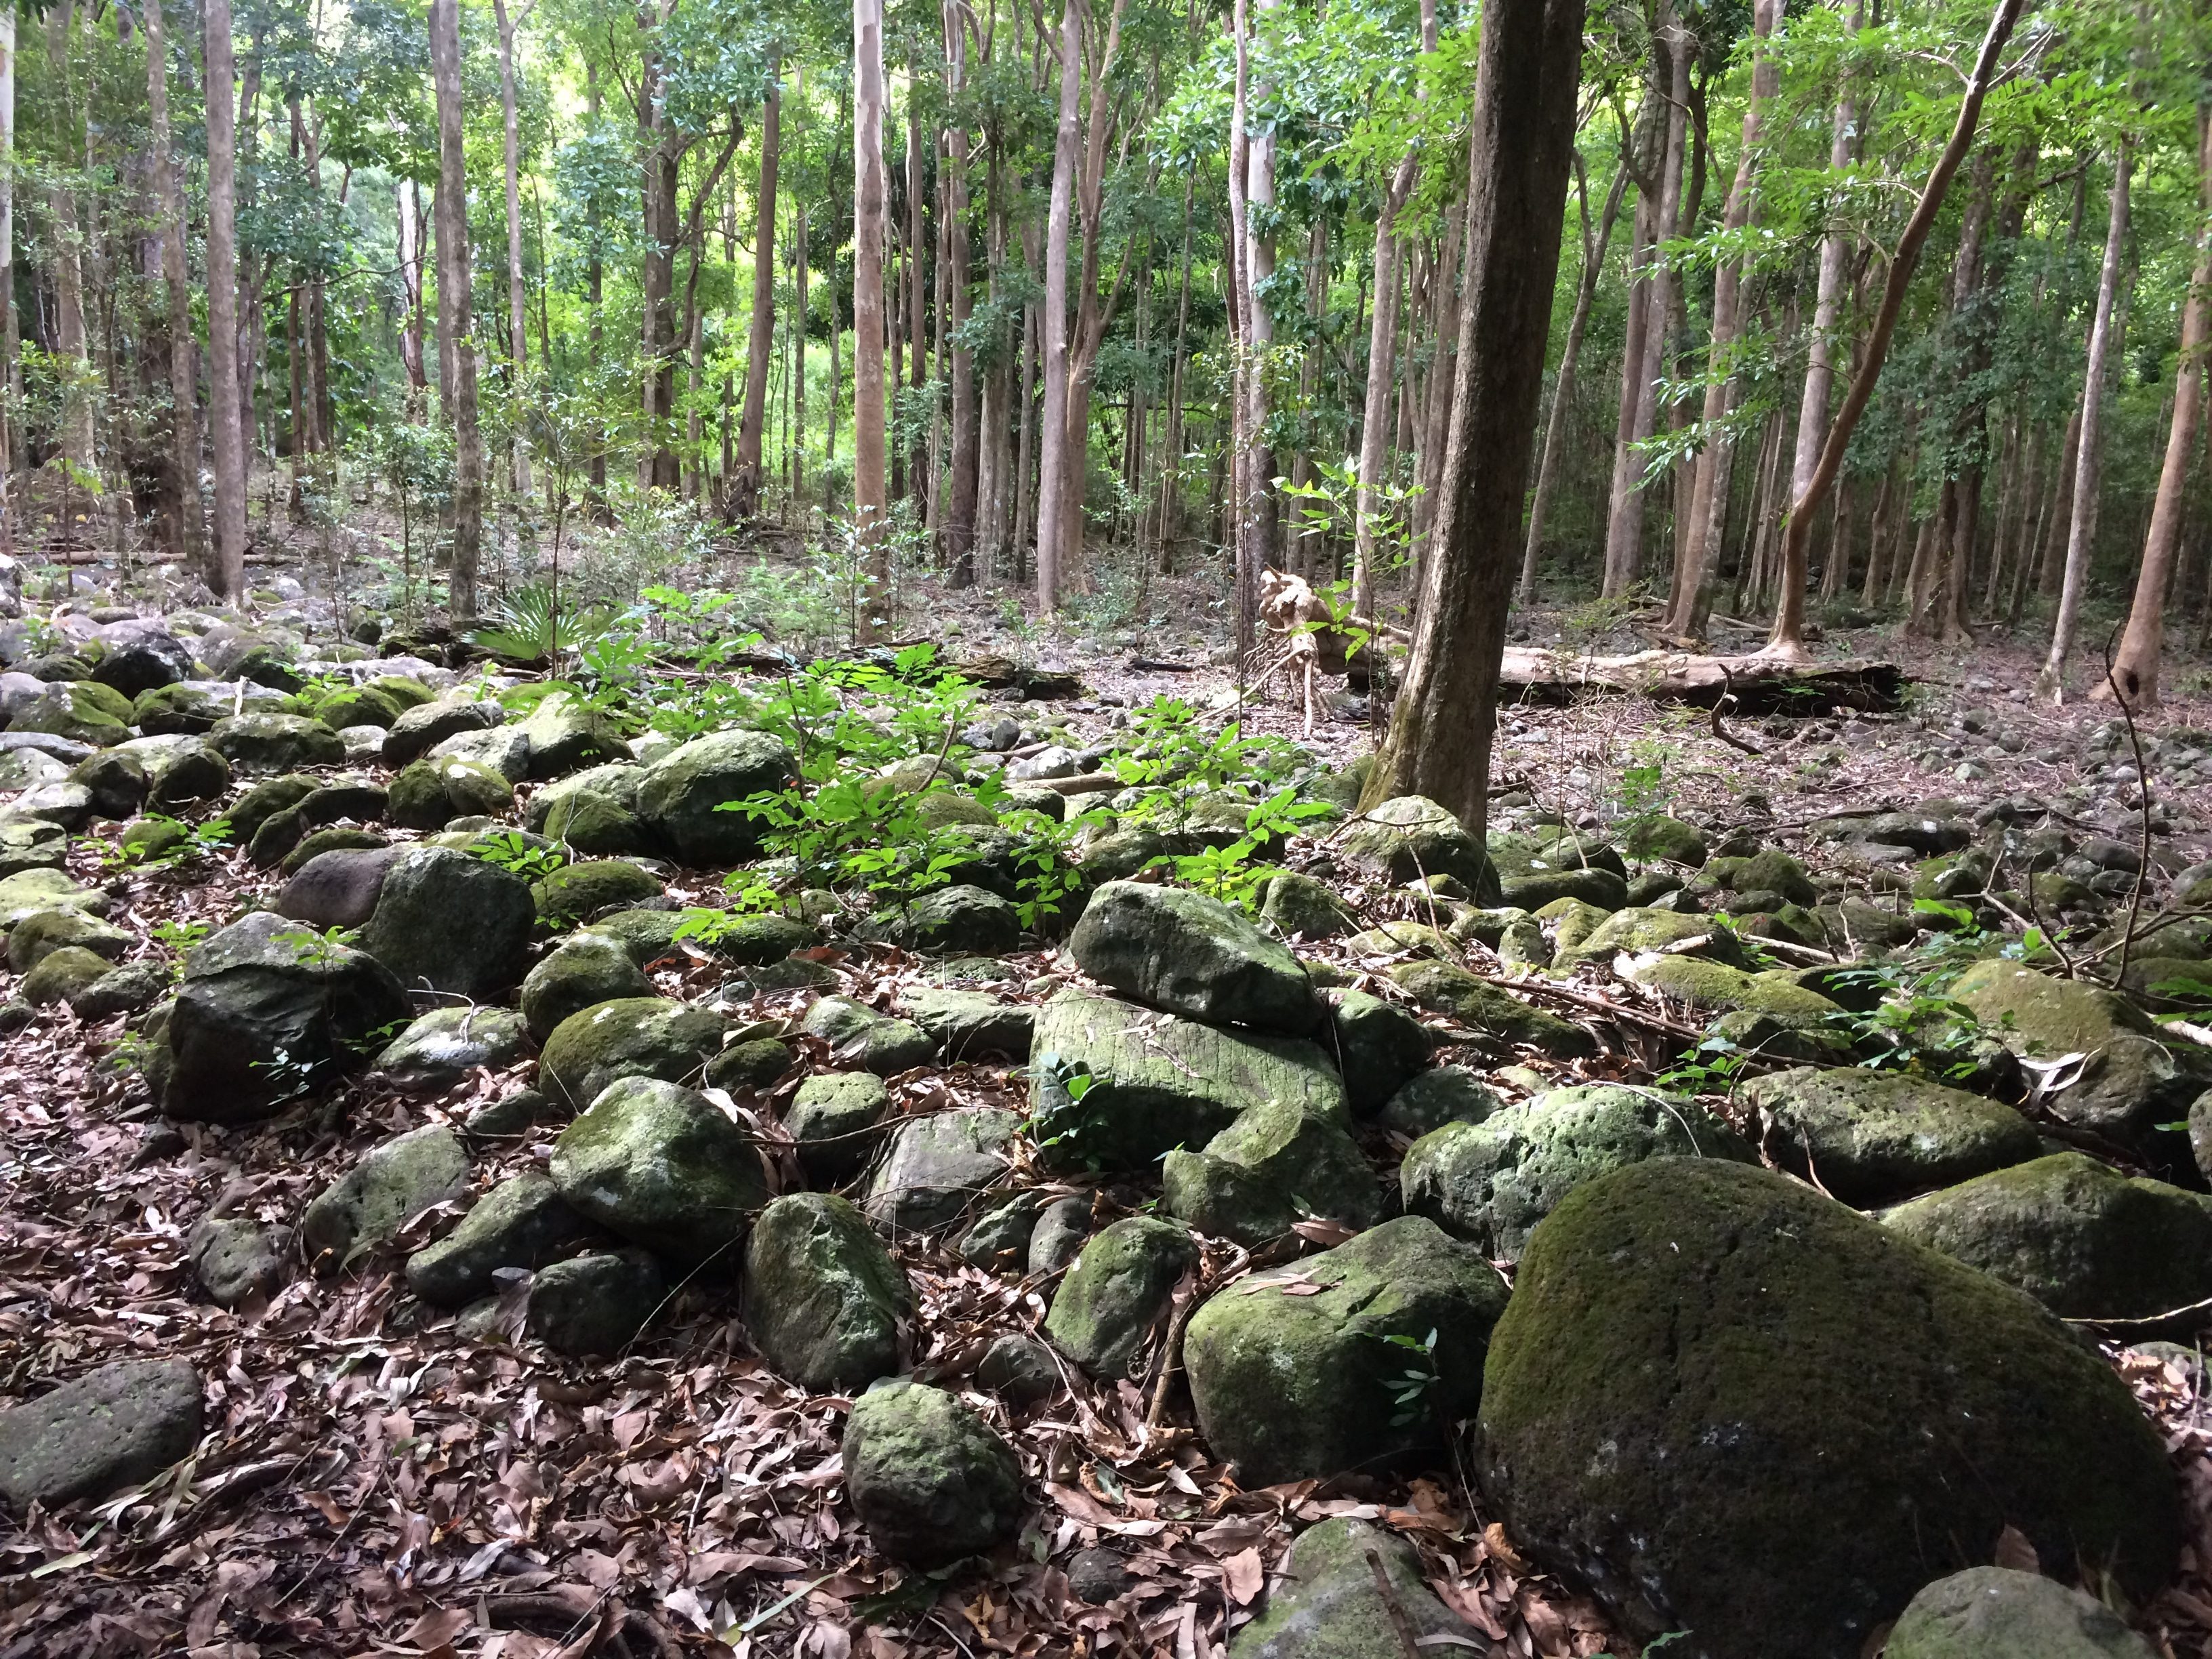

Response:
(1475, 1158), (2180, 1659)
(1028, 987), (1345, 1172)
(866, 883), (1022, 954)
(1952, 960), (2209, 1176)
(386, 756), (514, 830)
(1338, 795), (1500, 901)
(537, 997), (726, 1109)
(1885, 1567), (2156, 1659)
(862, 1109), (1021, 1233)
(0, 867), (103, 929)
(1068, 880), (1319, 1035)
(0, 1359), (203, 1507)
(355, 846), (536, 998)
(550, 1076), (769, 1262)
(405, 1171), (605, 1307)
(1387, 960), (1594, 1058)
(634, 729), (796, 865)
(1260, 870), (1357, 941)
(520, 936), (654, 1043)
(527, 1250), (663, 1356)
(1327, 989), (1432, 1115)
(208, 712), (345, 771)
(907, 987), (1033, 1061)
(373, 1005), (529, 1094)
(163, 912), (412, 1124)
(89, 628), (193, 698)
(1162, 1100), (1378, 1245)
(1044, 1216), (1195, 1380)
(299, 1124), (471, 1271)
(799, 994), (935, 1075)
(1622, 955), (1843, 1024)
(841, 1380), (1025, 1568)
(1401, 1084), (1755, 1262)
(787, 1071), (893, 1186)
(10, 680), (131, 746)
(743, 1193), (912, 1391)
(517, 691), (623, 780)
(6, 906), (128, 972)
(1185, 1215), (1508, 1486)
(1555, 905), (1749, 968)
(381, 697), (506, 769)
(1741, 1066), (2043, 1205)
(531, 859), (663, 926)
(1881, 1151), (2212, 1323)
(1227, 1518), (1478, 1659)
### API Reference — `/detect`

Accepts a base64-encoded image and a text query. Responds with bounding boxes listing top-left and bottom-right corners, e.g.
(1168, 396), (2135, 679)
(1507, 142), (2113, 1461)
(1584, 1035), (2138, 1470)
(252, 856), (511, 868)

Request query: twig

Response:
(1365, 1548), (1426, 1659)
(1143, 1274), (1206, 1433)
(1709, 664), (1762, 756)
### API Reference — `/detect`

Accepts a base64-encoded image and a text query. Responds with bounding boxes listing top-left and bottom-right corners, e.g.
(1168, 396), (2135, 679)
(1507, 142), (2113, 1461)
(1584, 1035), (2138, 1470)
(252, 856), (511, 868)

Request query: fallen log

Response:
(1496, 647), (1904, 713)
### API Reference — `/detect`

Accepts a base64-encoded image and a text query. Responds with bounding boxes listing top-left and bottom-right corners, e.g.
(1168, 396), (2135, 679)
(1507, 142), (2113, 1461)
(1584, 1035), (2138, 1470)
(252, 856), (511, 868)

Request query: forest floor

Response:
(7, 500), (2212, 1659)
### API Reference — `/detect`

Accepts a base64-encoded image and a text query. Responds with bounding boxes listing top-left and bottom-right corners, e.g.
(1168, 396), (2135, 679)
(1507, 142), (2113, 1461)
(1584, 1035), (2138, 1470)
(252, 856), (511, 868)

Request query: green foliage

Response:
(466, 830), (569, 880)
(1376, 1328), (1443, 1429)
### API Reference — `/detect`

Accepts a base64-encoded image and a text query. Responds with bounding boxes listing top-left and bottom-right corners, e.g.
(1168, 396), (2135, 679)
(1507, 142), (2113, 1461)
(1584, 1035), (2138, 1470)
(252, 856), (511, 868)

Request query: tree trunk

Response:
(735, 76), (779, 517)
(1364, 0), (1584, 825)
(1668, 0), (1782, 638)
(203, 0), (247, 598)
(1520, 157), (1624, 606)
(638, 0), (680, 493)
(1033, 0), (1080, 611)
(2039, 144), (2132, 699)
(430, 0), (483, 622)
(144, 0), (202, 567)
(906, 58), (928, 512)
(1239, 0), (1279, 611)
(494, 0), (533, 500)
(942, 0), (979, 586)
(398, 182), (428, 400)
(853, 0), (890, 640)
(0, 1), (15, 539)
(2102, 112), (2212, 710)
(1765, 0), (2030, 659)
(1600, 14), (1687, 599)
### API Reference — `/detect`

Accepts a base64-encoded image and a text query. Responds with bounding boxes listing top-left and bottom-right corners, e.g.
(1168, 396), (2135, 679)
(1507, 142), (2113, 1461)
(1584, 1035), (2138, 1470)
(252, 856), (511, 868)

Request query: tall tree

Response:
(144, 0), (202, 567)
(735, 73), (779, 516)
(1364, 0), (1585, 827)
(495, 0), (535, 501)
(1033, 0), (1080, 610)
(204, 0), (248, 600)
(853, 0), (890, 638)
(430, 0), (483, 623)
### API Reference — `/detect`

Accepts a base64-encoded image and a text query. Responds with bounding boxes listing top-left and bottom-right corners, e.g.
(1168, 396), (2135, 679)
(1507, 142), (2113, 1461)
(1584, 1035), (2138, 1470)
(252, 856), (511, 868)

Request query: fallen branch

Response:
(1710, 665), (1763, 756)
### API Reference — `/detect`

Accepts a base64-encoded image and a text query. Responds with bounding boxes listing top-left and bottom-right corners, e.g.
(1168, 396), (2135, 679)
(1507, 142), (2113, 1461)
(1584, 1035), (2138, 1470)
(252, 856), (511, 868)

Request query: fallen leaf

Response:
(1992, 1524), (2040, 1574)
(1221, 1548), (1263, 1607)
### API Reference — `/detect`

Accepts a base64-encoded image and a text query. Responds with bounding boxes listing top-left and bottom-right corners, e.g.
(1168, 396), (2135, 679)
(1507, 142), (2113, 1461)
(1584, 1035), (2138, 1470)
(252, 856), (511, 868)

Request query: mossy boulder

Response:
(1488, 825), (1628, 881)
(527, 1250), (663, 1356)
(405, 1171), (605, 1307)
(1069, 880), (1319, 1034)
(1885, 1567), (2157, 1659)
(1952, 959), (2210, 1178)
(841, 1381), (1025, 1568)
(1338, 796), (1500, 901)
(387, 757), (513, 830)
(798, 994), (935, 1075)
(1028, 987), (1345, 1172)
(865, 882), (1021, 954)
(1740, 1066), (2043, 1205)
(550, 1076), (769, 1261)
(312, 685), (404, 731)
(299, 1124), (471, 1271)
(1622, 954), (1843, 1021)
(0, 1359), (204, 1509)
(207, 712), (345, 771)
(906, 987), (1033, 1061)
(520, 936), (655, 1043)
(1227, 1518), (1477, 1659)
(1378, 1065), (1503, 1140)
(693, 910), (815, 965)
(862, 1108), (1020, 1233)
(22, 944), (117, 1004)
(355, 846), (536, 998)
(1555, 904), (1749, 968)
(634, 728), (796, 864)
(0, 815), (67, 880)
(705, 1036), (794, 1090)
(1185, 1215), (1509, 1486)
(538, 997), (726, 1110)
(1621, 814), (1708, 868)
(1161, 1100), (1378, 1245)
(1881, 1151), (2212, 1324)
(7, 906), (128, 973)
(743, 1193), (912, 1391)
(131, 681), (232, 735)
(516, 690), (625, 781)
(525, 762), (644, 833)
(1326, 989), (1432, 1115)
(1046, 1216), (1197, 1380)
(382, 698), (506, 768)
(10, 680), (131, 745)
(1475, 1158), (2181, 1659)
(531, 859), (663, 926)
(0, 867), (104, 930)
(68, 747), (150, 819)
(1387, 960), (1594, 1058)
(787, 1071), (893, 1185)
(279, 827), (386, 877)
(373, 1005), (529, 1094)
(1260, 870), (1358, 940)
(1402, 1084), (1755, 1262)
(1498, 865), (1627, 913)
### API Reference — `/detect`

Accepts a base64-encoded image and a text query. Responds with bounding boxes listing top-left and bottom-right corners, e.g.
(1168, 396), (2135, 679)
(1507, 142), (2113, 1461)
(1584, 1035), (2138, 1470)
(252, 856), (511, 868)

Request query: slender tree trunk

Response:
(1601, 15), (1687, 598)
(2103, 112), (2212, 709)
(397, 182), (427, 400)
(203, 0), (247, 598)
(853, 0), (890, 639)
(638, 0), (680, 492)
(906, 56), (928, 512)
(2040, 144), (2132, 699)
(430, 0), (482, 622)
(1226, 0), (1254, 653)
(1668, 0), (1782, 638)
(1365, 0), (1584, 823)
(735, 75), (779, 516)
(942, 0), (979, 586)
(0, 2), (15, 541)
(145, 0), (202, 567)
(1240, 0), (1279, 609)
(1033, 0), (1080, 610)
(1520, 159), (1624, 606)
(1765, 0), (2030, 659)
(494, 0), (533, 499)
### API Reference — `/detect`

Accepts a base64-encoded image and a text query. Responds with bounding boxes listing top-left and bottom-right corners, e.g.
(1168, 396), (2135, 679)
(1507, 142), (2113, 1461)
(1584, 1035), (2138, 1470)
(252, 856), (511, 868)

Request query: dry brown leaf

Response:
(1992, 1524), (2040, 1574)
(1221, 1548), (1264, 1607)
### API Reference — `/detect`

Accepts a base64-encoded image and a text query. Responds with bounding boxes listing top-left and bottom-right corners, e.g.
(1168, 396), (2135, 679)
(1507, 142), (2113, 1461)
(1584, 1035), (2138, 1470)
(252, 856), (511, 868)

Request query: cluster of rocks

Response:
(3, 605), (2208, 1656)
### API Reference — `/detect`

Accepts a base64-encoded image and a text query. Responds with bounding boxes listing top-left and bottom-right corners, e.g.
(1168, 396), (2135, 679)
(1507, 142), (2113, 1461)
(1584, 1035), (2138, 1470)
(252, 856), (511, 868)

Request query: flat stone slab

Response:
(0, 1359), (202, 1507)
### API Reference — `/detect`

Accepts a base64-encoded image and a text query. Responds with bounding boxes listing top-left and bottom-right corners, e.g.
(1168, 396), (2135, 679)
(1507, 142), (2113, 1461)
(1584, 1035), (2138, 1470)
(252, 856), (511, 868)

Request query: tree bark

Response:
(145, 0), (202, 567)
(2039, 144), (2132, 699)
(0, 2), (15, 537)
(1667, 0), (1782, 639)
(1363, 0), (1584, 827)
(853, 0), (890, 639)
(494, 0), (534, 500)
(735, 76), (779, 516)
(638, 0), (680, 492)
(203, 0), (247, 598)
(942, 0), (979, 586)
(1764, 0), (2031, 659)
(2102, 111), (2212, 710)
(430, 0), (483, 622)
(1033, 0), (1080, 611)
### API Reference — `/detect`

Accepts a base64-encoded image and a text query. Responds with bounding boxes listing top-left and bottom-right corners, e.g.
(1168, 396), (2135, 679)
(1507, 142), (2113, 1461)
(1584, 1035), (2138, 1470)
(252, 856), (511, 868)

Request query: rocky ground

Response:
(5, 538), (2212, 1659)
